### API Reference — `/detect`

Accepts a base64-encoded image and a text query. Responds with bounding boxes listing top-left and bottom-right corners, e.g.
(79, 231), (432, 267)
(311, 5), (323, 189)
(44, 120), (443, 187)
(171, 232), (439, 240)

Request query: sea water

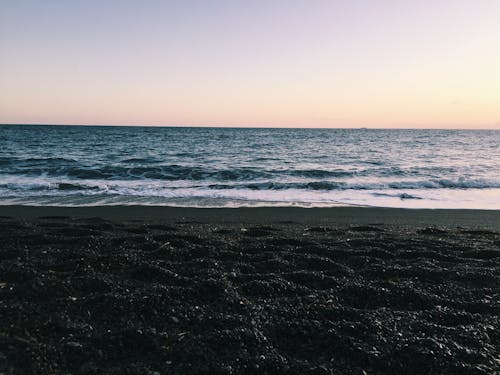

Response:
(0, 125), (499, 209)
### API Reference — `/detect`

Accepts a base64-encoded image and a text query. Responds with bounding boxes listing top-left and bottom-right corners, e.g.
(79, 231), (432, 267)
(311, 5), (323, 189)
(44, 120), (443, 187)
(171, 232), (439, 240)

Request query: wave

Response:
(0, 157), (78, 166)
(0, 165), (271, 181)
(1, 184), (499, 209)
(1, 177), (499, 197)
(0, 164), (460, 181)
(1, 177), (499, 209)
(285, 169), (354, 178)
(0, 157), (474, 183)
(206, 178), (500, 191)
(0, 182), (101, 192)
(2, 164), (357, 181)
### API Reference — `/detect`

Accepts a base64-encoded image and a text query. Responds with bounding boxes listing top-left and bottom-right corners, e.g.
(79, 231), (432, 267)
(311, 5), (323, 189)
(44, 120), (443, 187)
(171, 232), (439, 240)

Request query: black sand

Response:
(0, 206), (499, 374)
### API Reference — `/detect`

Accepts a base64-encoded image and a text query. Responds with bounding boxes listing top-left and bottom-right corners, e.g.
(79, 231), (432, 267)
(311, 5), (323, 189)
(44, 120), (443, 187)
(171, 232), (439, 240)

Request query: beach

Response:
(1, 206), (499, 374)
(3, 0), (500, 372)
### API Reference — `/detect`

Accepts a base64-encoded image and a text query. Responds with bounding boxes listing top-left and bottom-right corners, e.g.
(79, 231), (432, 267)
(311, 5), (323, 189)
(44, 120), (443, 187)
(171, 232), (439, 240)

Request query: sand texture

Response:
(0, 208), (499, 374)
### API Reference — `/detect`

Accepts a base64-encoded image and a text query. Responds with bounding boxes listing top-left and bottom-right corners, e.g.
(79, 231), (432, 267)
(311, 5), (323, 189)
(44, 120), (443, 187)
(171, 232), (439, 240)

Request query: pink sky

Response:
(1, 0), (499, 128)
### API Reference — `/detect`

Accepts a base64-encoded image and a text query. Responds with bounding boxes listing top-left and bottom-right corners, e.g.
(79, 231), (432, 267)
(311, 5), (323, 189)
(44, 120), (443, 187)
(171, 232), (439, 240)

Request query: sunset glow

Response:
(1, 0), (499, 128)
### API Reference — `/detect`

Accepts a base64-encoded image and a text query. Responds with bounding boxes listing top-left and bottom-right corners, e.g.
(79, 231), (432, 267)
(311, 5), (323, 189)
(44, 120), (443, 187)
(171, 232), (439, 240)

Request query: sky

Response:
(1, 0), (499, 128)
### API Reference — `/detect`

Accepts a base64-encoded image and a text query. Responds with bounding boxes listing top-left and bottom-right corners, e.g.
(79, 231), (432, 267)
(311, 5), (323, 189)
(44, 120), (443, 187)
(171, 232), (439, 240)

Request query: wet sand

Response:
(2, 205), (500, 228)
(0, 206), (499, 374)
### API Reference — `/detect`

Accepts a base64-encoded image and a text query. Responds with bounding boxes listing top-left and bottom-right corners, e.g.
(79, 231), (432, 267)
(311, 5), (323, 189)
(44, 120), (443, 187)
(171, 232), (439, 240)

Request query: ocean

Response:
(0, 125), (499, 209)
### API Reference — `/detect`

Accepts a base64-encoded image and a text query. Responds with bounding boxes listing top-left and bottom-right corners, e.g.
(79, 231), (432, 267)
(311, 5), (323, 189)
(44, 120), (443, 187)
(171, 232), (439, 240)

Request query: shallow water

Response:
(1, 125), (499, 208)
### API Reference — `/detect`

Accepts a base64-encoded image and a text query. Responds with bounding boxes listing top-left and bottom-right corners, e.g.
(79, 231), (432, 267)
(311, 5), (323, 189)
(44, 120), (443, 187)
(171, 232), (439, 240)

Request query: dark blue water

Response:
(1, 125), (499, 208)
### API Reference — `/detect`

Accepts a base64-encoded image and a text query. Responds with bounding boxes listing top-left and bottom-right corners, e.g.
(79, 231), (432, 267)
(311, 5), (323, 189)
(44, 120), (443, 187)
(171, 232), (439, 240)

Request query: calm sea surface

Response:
(0, 125), (499, 209)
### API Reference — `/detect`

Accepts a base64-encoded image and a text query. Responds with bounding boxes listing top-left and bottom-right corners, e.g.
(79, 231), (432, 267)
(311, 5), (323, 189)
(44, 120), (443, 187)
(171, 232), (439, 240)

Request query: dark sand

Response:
(0, 206), (499, 374)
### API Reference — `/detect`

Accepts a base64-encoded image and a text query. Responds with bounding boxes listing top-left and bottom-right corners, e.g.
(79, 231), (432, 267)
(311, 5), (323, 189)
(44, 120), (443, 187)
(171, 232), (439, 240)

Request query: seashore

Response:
(0, 206), (499, 374)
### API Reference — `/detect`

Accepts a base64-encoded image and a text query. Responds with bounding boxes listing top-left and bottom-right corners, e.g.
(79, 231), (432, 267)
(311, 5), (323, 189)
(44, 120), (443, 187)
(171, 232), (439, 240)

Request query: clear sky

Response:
(1, 0), (499, 128)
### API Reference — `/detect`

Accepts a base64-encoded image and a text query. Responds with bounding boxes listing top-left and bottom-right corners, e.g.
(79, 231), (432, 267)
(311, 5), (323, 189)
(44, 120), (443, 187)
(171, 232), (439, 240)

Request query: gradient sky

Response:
(1, 0), (499, 128)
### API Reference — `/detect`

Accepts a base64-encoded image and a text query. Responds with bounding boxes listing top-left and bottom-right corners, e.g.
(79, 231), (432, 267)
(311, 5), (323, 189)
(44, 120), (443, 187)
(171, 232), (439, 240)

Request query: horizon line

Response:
(1, 123), (499, 131)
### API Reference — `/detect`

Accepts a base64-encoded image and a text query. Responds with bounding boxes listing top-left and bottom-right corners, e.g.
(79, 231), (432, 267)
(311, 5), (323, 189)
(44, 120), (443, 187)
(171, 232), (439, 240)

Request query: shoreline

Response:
(1, 205), (500, 228)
